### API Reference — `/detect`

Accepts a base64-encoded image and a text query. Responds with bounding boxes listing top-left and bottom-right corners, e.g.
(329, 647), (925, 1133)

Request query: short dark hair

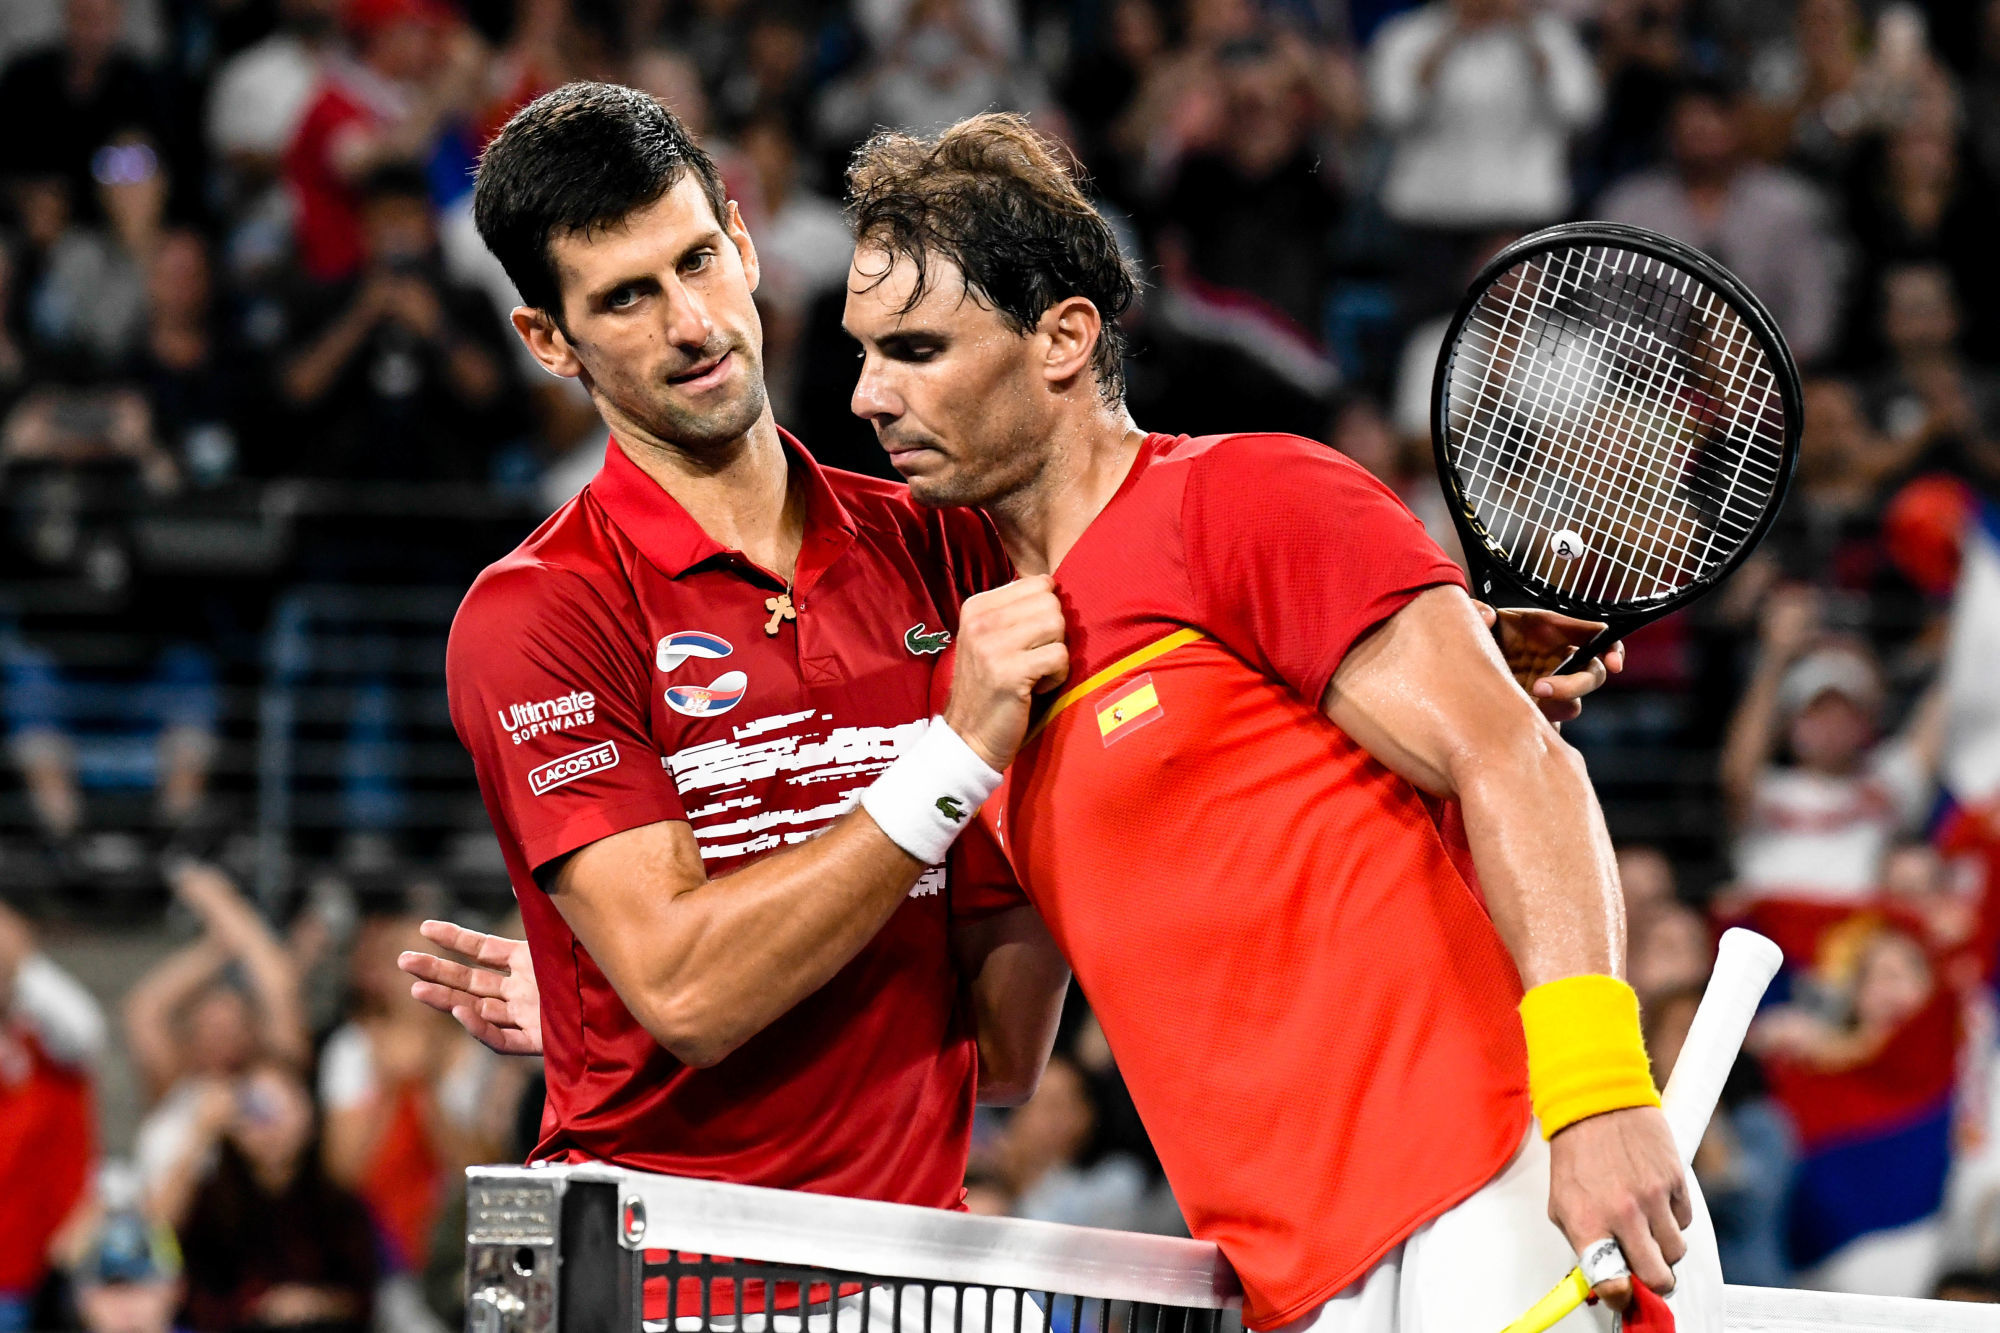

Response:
(845, 114), (1139, 403)
(473, 81), (728, 326)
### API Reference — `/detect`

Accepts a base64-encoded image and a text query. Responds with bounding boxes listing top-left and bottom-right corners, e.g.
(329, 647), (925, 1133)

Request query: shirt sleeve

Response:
(1182, 434), (1467, 706)
(447, 563), (688, 876)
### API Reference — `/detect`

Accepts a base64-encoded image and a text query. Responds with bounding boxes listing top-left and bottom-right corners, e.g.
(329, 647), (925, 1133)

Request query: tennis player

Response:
(435, 83), (1075, 1216)
(830, 116), (1719, 1333)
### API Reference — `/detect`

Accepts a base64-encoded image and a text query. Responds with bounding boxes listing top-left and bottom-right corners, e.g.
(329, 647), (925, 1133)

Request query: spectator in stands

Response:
(1865, 264), (2000, 488)
(321, 909), (507, 1278)
(1155, 34), (1346, 337)
(1646, 981), (1796, 1288)
(29, 131), (171, 374)
(1772, 377), (1919, 583)
(275, 164), (519, 482)
(1752, 919), (1960, 1294)
(0, 902), (100, 1332)
(282, 0), (483, 282)
(1755, 926), (1939, 1071)
(177, 1062), (378, 1333)
(1616, 843), (1679, 924)
(1628, 898), (1714, 1006)
(738, 116), (856, 422)
(1843, 95), (2000, 367)
(0, 0), (176, 221)
(127, 863), (307, 1221)
(1720, 587), (1944, 947)
(1369, 0), (1599, 263)
(123, 229), (250, 486)
(833, 0), (1034, 139)
(70, 1207), (185, 1333)
(207, 0), (343, 210)
(979, 1055), (1159, 1233)
(714, 9), (817, 139)
(1055, 0), (1170, 202)
(1745, 0), (1948, 178)
(0, 360), (217, 865)
(1578, 0), (1702, 200)
(1598, 79), (1844, 367)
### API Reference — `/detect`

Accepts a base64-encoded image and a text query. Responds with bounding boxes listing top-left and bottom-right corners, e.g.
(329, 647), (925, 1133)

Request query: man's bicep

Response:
(1320, 585), (1555, 797)
(543, 820), (706, 987)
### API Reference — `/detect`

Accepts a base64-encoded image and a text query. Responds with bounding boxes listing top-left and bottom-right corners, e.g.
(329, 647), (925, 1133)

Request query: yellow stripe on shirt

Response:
(1027, 627), (1206, 742)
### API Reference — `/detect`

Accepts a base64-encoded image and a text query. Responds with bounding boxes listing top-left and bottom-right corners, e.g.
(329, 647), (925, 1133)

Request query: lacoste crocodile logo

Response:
(905, 623), (951, 655)
(935, 795), (966, 821)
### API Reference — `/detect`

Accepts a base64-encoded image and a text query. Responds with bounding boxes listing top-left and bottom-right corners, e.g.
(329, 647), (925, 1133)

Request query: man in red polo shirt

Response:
(436, 84), (1073, 1207)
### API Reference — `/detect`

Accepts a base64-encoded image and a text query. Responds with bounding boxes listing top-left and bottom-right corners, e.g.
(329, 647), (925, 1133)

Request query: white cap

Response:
(1780, 646), (1881, 717)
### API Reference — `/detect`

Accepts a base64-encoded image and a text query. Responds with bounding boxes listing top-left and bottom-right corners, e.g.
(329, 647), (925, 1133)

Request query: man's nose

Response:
(851, 361), (902, 423)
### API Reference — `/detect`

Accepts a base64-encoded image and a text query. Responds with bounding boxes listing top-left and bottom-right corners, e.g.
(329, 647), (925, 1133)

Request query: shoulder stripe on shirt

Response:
(1027, 627), (1207, 742)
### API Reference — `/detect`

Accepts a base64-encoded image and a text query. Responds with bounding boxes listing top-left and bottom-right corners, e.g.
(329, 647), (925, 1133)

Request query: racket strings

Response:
(1443, 242), (1788, 610)
(1466, 252), (1729, 600)
(1451, 252), (1709, 601)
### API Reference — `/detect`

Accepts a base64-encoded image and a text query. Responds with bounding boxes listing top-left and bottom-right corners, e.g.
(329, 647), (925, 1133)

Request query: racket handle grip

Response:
(1658, 928), (1784, 1163)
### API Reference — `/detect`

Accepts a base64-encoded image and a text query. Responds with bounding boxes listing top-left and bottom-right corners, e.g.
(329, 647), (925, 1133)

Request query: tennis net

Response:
(463, 1163), (2000, 1333)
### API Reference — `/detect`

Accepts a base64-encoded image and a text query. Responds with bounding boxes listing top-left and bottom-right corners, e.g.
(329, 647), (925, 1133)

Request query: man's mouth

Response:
(669, 350), (732, 389)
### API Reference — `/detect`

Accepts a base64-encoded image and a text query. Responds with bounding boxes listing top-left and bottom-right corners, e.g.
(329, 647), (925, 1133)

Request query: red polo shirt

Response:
(446, 434), (1014, 1205)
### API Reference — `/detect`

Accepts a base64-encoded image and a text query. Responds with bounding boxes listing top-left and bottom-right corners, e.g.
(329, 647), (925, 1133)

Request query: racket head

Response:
(1431, 222), (1803, 626)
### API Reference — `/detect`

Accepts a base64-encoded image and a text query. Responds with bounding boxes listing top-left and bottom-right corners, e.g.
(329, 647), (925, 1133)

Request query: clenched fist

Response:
(944, 576), (1070, 771)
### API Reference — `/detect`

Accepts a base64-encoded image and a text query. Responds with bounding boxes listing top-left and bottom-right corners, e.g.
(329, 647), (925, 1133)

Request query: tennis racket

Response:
(1432, 223), (1802, 671)
(1498, 928), (1785, 1333)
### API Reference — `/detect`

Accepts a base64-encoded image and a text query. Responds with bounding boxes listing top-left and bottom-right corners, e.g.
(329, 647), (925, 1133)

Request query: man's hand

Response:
(944, 576), (1069, 770)
(1474, 603), (1624, 724)
(1547, 1105), (1691, 1308)
(398, 920), (543, 1056)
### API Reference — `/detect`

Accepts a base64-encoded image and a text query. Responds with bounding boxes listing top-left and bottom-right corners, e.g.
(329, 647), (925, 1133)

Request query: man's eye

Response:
(607, 288), (640, 310)
(684, 250), (714, 274)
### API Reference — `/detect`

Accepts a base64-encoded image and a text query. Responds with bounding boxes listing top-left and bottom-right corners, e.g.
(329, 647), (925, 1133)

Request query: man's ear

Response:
(1039, 296), (1102, 390)
(725, 199), (761, 295)
(512, 306), (583, 379)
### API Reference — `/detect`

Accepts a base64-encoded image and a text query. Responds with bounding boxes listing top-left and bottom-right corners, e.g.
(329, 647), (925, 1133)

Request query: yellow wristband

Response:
(1519, 974), (1661, 1139)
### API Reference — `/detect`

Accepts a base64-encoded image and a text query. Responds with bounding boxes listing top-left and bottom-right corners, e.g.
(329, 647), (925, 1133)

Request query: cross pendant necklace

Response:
(764, 589), (796, 636)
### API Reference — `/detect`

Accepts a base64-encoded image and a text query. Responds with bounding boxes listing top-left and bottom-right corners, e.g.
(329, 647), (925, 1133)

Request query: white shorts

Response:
(1267, 1125), (1724, 1333)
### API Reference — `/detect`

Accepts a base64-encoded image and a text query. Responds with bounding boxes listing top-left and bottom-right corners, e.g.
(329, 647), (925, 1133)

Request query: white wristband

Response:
(859, 717), (1003, 865)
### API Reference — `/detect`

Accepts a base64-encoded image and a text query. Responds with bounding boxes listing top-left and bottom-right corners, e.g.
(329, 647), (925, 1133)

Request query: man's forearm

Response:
(1453, 726), (1623, 989)
(953, 906), (1070, 1106)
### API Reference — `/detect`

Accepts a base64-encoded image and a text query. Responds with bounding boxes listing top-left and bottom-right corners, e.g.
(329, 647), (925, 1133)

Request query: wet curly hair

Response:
(845, 114), (1140, 403)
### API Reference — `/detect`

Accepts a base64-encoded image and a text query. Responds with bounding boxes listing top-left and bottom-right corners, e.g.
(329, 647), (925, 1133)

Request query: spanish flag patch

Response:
(1095, 673), (1164, 746)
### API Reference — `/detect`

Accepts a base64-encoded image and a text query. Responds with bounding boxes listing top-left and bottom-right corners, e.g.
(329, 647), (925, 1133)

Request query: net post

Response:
(560, 1177), (645, 1333)
(465, 1168), (563, 1333)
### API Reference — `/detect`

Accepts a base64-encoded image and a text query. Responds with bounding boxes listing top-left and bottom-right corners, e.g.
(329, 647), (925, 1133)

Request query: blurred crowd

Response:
(1, 864), (536, 1333)
(5, 0), (2000, 1324)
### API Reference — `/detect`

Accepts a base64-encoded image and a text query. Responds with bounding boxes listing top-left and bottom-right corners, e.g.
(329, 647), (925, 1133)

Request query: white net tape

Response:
(1440, 243), (1789, 609)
